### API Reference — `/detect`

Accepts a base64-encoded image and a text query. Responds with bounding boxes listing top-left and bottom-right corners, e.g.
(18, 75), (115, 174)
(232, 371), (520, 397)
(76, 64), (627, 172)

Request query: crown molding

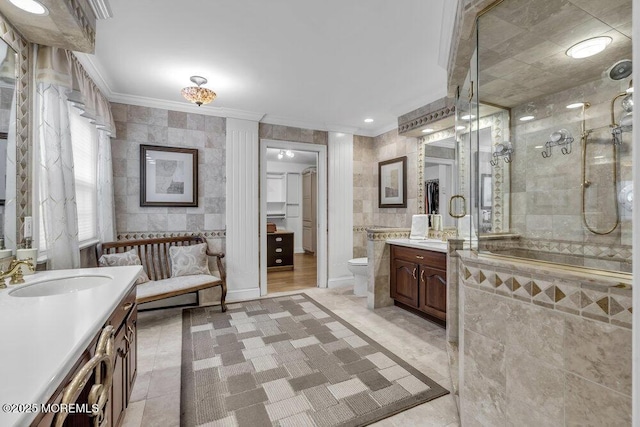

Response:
(75, 52), (400, 134)
(87, 0), (113, 19)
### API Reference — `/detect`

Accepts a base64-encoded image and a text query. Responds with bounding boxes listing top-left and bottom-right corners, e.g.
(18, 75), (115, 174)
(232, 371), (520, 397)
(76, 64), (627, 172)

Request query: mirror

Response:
(416, 103), (510, 233)
(0, 39), (17, 257)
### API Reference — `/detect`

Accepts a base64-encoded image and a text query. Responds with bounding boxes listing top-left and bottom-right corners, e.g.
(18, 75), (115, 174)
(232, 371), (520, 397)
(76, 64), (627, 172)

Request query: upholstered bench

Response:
(96, 236), (226, 312)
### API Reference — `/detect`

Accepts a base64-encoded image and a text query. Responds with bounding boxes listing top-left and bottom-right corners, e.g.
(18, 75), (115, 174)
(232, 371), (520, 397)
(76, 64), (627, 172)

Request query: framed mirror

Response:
(416, 103), (510, 234)
(0, 39), (16, 255)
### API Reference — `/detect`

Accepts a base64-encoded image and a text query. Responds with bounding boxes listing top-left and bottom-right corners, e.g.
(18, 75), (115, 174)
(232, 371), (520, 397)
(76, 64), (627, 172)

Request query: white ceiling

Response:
(78, 0), (452, 137)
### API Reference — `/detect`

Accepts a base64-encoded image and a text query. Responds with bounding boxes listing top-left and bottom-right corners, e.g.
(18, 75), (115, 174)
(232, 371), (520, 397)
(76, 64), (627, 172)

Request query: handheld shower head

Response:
(608, 59), (633, 81)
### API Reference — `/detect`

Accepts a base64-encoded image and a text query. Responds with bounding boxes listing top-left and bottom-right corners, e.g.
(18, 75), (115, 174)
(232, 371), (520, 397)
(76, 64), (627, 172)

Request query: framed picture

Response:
(140, 144), (198, 207)
(481, 174), (492, 210)
(378, 156), (407, 208)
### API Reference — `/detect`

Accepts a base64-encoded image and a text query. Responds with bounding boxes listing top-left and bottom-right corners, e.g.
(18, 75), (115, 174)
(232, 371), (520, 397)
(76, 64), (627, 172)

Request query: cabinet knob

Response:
(122, 302), (133, 311)
(416, 255), (424, 260)
(275, 248), (283, 253)
(276, 259), (283, 264)
(276, 237), (283, 242)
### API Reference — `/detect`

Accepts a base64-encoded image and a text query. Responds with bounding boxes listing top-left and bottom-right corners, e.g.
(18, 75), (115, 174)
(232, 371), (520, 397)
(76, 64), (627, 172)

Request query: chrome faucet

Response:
(0, 258), (34, 288)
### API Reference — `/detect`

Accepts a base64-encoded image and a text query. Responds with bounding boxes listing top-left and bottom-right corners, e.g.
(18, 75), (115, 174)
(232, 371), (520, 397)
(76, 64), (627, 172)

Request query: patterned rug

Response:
(180, 294), (449, 426)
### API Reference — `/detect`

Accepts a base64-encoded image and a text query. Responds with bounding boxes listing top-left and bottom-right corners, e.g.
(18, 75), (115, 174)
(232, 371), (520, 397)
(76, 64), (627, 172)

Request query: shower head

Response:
(608, 59), (633, 81)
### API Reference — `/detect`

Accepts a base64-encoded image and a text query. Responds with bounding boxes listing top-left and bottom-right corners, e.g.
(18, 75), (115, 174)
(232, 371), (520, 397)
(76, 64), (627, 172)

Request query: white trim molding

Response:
(328, 132), (354, 283)
(260, 139), (328, 295)
(226, 118), (260, 293)
(226, 288), (262, 303)
(328, 276), (355, 289)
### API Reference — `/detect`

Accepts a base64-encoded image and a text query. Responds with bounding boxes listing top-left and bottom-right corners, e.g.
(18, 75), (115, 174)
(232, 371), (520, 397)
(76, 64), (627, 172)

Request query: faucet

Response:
(0, 258), (35, 288)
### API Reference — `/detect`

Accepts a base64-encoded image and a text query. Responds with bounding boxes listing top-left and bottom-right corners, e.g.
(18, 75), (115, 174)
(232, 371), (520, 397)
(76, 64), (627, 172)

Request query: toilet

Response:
(347, 257), (369, 296)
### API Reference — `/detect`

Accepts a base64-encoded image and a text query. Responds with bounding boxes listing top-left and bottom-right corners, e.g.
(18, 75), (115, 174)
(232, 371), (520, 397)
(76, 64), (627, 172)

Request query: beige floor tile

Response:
(141, 392), (180, 427)
(121, 400), (145, 427)
(147, 366), (181, 399)
(130, 371), (152, 402)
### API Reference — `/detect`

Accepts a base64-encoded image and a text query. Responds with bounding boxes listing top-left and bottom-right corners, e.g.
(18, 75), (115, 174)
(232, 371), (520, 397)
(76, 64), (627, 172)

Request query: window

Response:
(69, 108), (98, 244)
(38, 106), (98, 251)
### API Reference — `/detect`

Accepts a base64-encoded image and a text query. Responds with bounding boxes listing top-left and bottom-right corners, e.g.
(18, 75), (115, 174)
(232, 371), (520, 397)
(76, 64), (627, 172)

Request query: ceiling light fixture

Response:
(519, 115), (535, 121)
(277, 149), (294, 160)
(364, 118), (374, 123)
(566, 36), (612, 59)
(181, 76), (217, 106)
(566, 102), (585, 109)
(9, 0), (48, 15)
(422, 128), (434, 133)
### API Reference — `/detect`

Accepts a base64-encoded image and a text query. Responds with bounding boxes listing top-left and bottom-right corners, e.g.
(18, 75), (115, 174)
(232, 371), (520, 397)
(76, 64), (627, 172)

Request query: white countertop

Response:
(386, 238), (449, 253)
(0, 266), (141, 426)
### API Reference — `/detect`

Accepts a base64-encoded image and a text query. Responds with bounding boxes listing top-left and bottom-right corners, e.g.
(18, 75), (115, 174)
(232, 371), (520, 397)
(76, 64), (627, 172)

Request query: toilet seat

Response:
(348, 257), (368, 266)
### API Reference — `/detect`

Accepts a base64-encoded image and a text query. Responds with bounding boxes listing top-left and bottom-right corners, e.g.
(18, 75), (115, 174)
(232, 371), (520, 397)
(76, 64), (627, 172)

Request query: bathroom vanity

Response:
(0, 266), (141, 427)
(387, 239), (447, 324)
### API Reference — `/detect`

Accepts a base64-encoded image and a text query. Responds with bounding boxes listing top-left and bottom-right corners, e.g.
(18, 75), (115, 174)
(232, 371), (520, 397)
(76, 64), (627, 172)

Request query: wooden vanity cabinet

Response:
(390, 245), (447, 324)
(32, 287), (137, 427)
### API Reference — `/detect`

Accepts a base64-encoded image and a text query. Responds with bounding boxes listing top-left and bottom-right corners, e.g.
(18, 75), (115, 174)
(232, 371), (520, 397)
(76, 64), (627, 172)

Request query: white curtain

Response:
(97, 130), (115, 242)
(35, 46), (116, 269)
(36, 81), (80, 269)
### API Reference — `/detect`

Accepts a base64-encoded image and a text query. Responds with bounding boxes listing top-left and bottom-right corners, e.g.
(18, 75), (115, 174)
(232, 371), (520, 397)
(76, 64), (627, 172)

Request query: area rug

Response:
(180, 293), (449, 427)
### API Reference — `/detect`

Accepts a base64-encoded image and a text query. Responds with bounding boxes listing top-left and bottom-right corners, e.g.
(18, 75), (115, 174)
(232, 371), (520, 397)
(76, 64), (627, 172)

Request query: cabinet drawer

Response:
(391, 245), (446, 270)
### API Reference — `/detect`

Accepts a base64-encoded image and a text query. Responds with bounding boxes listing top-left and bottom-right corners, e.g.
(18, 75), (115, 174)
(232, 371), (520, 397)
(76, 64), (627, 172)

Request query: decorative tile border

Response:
(63, 0), (96, 50)
(459, 256), (632, 329)
(117, 230), (226, 241)
(366, 228), (410, 241)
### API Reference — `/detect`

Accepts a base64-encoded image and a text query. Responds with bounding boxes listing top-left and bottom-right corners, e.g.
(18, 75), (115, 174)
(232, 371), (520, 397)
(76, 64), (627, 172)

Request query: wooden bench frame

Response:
(96, 236), (227, 311)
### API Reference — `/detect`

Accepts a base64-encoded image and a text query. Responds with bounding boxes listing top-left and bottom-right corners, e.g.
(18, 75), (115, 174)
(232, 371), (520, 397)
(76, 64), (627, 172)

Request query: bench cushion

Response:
(136, 274), (222, 303)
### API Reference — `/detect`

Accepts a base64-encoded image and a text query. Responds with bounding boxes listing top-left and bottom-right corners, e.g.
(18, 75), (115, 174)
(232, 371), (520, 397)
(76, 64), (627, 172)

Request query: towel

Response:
(410, 215), (430, 240)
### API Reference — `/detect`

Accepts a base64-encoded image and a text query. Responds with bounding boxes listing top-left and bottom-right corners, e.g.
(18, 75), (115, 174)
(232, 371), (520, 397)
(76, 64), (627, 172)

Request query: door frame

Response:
(259, 139), (328, 295)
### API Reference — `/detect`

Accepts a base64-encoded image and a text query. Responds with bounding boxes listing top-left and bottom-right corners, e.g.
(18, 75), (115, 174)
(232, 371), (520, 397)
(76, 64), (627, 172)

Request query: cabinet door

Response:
(126, 309), (138, 403)
(390, 258), (419, 307)
(419, 266), (447, 321)
(111, 325), (128, 427)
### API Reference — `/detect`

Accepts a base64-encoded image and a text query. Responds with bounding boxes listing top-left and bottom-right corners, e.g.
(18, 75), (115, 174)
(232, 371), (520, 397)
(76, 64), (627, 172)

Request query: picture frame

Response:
(140, 144), (198, 207)
(378, 156), (407, 208)
(481, 173), (492, 210)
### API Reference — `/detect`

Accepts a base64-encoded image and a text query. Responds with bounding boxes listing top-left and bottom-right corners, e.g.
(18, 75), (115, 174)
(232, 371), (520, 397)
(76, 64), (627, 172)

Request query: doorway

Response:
(259, 139), (327, 295)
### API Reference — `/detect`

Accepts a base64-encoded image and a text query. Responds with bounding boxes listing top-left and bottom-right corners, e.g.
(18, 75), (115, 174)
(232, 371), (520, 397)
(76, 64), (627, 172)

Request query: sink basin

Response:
(9, 275), (112, 298)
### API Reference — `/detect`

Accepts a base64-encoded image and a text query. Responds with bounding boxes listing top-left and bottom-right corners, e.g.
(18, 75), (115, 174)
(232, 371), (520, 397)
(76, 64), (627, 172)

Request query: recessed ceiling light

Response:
(566, 36), (612, 59)
(594, 155), (604, 159)
(460, 114), (475, 120)
(8, 0), (48, 15)
(519, 115), (535, 121)
(534, 145), (544, 149)
(566, 102), (585, 109)
(456, 126), (466, 131)
(422, 128), (434, 133)
(364, 118), (374, 123)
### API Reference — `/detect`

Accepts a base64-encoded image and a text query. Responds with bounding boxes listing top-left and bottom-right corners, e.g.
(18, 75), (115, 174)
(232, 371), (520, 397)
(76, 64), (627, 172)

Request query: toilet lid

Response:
(349, 257), (368, 266)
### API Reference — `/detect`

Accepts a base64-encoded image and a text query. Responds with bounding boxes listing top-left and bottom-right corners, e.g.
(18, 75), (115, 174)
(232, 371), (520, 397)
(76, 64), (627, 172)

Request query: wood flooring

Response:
(267, 252), (317, 293)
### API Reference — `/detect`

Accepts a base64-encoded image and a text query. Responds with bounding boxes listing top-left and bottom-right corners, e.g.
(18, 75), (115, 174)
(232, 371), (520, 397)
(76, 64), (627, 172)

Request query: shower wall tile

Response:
(459, 254), (632, 426)
(111, 103), (226, 249)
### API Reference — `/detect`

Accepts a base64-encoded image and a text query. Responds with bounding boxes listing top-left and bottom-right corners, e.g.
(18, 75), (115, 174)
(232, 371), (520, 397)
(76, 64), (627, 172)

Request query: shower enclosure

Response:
(458, 0), (633, 274)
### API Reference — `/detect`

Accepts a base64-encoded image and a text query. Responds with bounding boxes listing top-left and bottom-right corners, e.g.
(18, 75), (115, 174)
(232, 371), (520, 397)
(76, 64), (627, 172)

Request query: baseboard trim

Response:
(226, 288), (261, 302)
(328, 276), (354, 288)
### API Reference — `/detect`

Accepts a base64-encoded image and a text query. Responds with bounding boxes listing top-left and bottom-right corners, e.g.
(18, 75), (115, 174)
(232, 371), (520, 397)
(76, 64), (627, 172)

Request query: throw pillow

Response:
(98, 249), (150, 285)
(170, 243), (211, 277)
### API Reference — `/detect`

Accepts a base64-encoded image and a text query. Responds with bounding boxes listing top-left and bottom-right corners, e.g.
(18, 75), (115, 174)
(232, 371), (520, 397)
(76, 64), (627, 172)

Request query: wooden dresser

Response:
(390, 245), (447, 325)
(267, 230), (294, 271)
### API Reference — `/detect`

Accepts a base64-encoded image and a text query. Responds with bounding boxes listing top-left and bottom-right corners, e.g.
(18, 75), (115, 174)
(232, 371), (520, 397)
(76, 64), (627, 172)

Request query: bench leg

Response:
(220, 281), (227, 312)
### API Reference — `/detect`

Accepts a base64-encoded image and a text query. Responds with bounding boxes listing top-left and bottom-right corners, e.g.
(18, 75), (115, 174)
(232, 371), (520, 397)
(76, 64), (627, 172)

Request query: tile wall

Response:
(458, 253), (632, 425)
(352, 129), (420, 258)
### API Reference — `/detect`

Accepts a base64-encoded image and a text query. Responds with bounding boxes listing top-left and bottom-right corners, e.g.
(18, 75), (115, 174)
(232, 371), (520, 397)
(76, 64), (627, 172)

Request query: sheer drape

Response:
(36, 81), (80, 269)
(3, 74), (16, 252)
(35, 46), (116, 268)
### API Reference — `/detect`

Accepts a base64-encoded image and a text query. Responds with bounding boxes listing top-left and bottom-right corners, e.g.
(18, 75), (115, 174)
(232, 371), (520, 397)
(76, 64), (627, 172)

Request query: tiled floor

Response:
(122, 287), (460, 427)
